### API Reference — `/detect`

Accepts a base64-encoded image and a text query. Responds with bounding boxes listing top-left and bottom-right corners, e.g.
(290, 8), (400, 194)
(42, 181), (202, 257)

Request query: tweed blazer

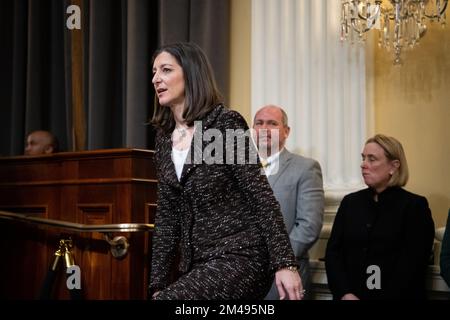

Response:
(149, 105), (296, 293)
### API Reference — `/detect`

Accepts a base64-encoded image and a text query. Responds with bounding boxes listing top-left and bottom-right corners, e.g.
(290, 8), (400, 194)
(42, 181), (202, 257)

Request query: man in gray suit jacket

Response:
(253, 105), (324, 300)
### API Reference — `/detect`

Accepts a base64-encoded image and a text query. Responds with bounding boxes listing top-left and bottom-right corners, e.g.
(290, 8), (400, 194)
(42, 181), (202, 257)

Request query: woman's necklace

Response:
(172, 126), (190, 145)
(175, 126), (187, 139)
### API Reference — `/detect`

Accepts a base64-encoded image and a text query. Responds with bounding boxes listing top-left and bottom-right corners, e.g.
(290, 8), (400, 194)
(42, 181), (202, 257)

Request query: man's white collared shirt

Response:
(261, 149), (282, 176)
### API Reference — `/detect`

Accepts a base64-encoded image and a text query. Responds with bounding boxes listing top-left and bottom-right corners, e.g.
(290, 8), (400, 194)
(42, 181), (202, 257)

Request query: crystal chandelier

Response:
(340, 0), (448, 64)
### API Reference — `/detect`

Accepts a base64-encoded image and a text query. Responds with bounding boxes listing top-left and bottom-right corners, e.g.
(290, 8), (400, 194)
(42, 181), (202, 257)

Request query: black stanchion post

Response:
(38, 240), (65, 300)
(38, 238), (83, 300)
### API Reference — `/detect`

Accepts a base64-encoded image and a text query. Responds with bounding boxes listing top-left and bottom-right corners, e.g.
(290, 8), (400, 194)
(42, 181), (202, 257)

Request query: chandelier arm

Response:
(356, 8), (380, 21)
(350, 19), (372, 34)
(384, 6), (414, 21)
(424, 0), (448, 19)
(357, 12), (369, 20)
(354, 3), (381, 30)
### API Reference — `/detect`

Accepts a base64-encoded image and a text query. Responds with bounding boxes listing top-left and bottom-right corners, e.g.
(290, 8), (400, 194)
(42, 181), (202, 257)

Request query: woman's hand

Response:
(275, 268), (304, 300)
(152, 291), (160, 299)
(341, 293), (359, 300)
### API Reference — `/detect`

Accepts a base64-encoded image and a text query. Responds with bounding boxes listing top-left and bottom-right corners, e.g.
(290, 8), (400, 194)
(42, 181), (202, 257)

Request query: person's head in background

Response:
(253, 105), (290, 158)
(24, 130), (59, 155)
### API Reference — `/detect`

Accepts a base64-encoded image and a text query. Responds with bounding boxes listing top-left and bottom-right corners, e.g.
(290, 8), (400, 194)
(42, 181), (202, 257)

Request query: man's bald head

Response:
(24, 130), (58, 156)
(253, 105), (290, 157)
(254, 105), (289, 127)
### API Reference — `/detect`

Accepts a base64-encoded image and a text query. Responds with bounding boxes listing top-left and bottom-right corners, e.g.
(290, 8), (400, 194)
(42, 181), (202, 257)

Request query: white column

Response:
(252, 0), (368, 209)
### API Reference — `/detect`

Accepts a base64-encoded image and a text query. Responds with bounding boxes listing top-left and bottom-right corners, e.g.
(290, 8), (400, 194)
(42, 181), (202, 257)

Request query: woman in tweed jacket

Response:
(149, 42), (302, 300)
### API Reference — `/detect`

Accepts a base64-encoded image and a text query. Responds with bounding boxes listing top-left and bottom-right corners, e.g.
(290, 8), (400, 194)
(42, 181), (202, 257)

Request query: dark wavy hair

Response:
(151, 42), (223, 133)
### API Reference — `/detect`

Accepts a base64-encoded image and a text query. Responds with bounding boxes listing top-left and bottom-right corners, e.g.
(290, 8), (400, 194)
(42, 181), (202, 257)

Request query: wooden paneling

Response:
(0, 149), (156, 299)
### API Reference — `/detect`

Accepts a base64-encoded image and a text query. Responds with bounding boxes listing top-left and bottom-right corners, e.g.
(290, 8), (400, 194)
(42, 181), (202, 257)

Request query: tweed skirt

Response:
(154, 249), (272, 300)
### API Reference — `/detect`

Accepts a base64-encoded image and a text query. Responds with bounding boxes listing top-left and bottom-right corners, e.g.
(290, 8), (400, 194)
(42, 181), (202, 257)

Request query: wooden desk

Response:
(0, 149), (156, 299)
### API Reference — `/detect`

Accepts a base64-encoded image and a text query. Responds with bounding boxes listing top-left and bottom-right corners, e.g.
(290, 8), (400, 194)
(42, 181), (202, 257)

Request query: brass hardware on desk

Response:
(0, 210), (153, 259)
(51, 247), (63, 271)
(51, 239), (75, 271)
(51, 239), (75, 269)
(62, 239), (75, 267)
(104, 234), (130, 259)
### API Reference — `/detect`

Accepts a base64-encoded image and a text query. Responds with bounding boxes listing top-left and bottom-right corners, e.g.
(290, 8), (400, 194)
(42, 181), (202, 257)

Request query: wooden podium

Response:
(0, 149), (157, 299)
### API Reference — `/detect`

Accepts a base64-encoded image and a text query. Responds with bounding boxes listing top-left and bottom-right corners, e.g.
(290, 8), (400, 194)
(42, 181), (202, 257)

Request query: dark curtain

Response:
(86, 0), (157, 150)
(0, 0), (230, 156)
(158, 0), (230, 103)
(0, 0), (68, 156)
(0, 0), (16, 156)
